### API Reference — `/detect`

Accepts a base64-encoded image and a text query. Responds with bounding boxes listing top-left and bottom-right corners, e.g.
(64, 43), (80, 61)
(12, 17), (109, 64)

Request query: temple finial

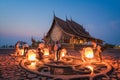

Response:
(70, 16), (73, 21)
(53, 11), (56, 17)
(66, 15), (68, 21)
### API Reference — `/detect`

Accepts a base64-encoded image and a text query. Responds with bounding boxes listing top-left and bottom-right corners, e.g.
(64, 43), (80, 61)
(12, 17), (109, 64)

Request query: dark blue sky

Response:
(0, 0), (120, 46)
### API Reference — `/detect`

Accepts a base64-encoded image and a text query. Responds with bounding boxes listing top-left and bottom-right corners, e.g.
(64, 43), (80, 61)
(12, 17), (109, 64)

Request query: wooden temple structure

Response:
(44, 16), (102, 49)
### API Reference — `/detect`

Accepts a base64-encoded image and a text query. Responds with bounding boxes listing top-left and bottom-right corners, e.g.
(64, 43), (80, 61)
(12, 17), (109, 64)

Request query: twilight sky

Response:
(0, 0), (120, 46)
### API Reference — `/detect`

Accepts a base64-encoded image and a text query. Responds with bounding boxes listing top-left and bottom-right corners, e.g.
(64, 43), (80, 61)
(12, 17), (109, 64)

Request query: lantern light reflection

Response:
(27, 62), (36, 70)
(87, 65), (94, 74)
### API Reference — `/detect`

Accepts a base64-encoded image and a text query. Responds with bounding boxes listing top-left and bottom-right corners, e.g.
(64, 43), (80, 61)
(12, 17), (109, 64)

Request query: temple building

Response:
(44, 16), (102, 49)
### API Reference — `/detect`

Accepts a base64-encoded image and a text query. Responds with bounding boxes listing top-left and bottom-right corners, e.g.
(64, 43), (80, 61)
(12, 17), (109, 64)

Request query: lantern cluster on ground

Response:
(14, 41), (116, 80)
(15, 41), (103, 73)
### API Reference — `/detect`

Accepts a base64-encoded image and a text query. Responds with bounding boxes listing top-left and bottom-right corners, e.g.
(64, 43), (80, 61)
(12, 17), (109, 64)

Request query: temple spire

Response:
(53, 11), (56, 17)
(66, 15), (68, 21)
(70, 16), (73, 21)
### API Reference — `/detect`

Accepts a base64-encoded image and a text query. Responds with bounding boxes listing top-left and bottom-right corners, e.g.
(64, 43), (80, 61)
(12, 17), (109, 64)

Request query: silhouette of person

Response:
(37, 43), (44, 60)
(15, 41), (20, 56)
(22, 43), (29, 56)
(92, 40), (102, 62)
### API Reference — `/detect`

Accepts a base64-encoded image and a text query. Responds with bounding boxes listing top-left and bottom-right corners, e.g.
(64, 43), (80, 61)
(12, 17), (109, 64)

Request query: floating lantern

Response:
(84, 47), (94, 59)
(81, 47), (94, 62)
(44, 48), (49, 56)
(60, 48), (67, 60)
(43, 48), (50, 63)
(19, 49), (24, 56)
(27, 50), (37, 62)
(61, 52), (65, 57)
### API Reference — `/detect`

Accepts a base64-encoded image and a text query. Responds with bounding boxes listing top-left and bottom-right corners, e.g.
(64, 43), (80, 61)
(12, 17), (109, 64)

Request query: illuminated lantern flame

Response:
(60, 48), (67, 60)
(21, 49), (24, 55)
(19, 49), (24, 56)
(84, 47), (94, 58)
(27, 50), (36, 61)
(61, 52), (65, 57)
(44, 48), (49, 56)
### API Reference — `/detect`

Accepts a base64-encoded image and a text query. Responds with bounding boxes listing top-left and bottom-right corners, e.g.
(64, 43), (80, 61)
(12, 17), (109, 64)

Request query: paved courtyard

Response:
(0, 49), (120, 80)
(0, 54), (52, 80)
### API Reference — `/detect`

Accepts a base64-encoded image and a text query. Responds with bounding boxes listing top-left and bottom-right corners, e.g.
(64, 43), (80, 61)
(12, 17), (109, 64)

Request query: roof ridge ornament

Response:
(66, 15), (68, 21)
(53, 11), (56, 17)
(70, 16), (73, 21)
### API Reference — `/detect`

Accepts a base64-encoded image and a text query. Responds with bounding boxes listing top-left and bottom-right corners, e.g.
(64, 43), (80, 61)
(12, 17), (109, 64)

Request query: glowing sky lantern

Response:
(61, 52), (65, 57)
(44, 48), (49, 56)
(61, 49), (67, 57)
(20, 49), (24, 56)
(27, 50), (36, 61)
(60, 48), (67, 60)
(84, 47), (94, 58)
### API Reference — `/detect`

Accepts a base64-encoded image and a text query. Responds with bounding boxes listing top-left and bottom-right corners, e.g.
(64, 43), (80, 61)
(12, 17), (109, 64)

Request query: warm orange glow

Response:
(60, 48), (67, 60)
(19, 49), (24, 56)
(27, 50), (36, 61)
(54, 52), (57, 61)
(44, 48), (49, 56)
(84, 47), (94, 58)
(87, 66), (93, 70)
(87, 65), (94, 74)
(38, 43), (44, 48)
(43, 58), (50, 63)
(27, 62), (36, 70)
(21, 49), (24, 55)
(61, 52), (65, 57)
(80, 40), (83, 44)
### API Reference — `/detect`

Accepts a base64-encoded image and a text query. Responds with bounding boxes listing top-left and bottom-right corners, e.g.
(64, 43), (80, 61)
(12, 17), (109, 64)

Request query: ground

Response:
(0, 48), (120, 80)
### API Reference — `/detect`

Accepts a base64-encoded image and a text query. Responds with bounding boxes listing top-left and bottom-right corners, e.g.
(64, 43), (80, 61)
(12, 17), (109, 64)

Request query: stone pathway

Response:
(0, 51), (120, 80)
(0, 54), (52, 80)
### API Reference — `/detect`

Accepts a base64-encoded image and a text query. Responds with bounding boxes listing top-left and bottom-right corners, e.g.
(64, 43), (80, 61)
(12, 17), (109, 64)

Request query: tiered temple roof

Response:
(46, 16), (102, 43)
